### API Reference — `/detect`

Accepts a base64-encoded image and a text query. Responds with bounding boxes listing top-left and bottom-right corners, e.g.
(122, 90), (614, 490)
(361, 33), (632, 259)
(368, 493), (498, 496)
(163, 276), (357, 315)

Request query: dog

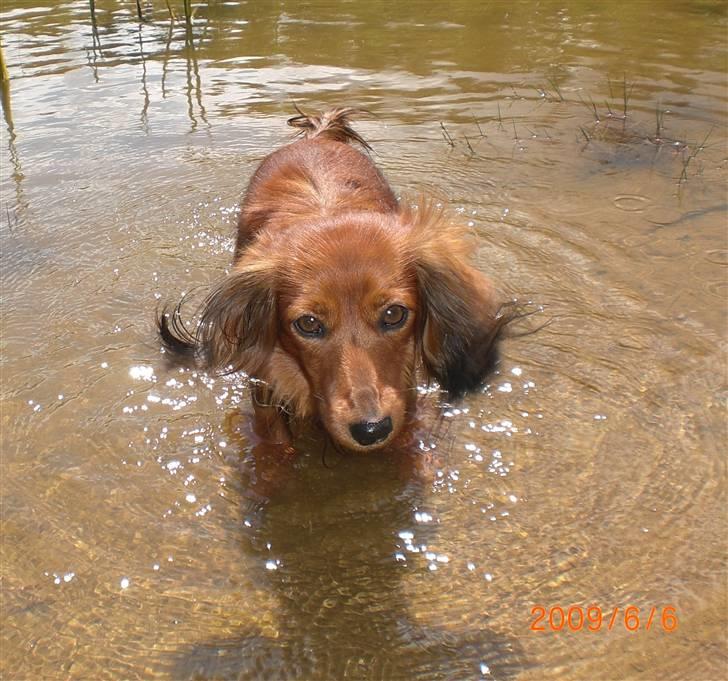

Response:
(158, 108), (513, 452)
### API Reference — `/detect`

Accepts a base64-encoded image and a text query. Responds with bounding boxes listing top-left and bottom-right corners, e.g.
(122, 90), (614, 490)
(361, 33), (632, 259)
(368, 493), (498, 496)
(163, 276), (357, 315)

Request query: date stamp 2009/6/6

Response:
(530, 605), (678, 633)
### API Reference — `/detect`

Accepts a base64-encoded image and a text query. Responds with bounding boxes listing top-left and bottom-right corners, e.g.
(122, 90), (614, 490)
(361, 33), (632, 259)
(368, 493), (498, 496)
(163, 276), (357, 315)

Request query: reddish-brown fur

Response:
(158, 108), (511, 452)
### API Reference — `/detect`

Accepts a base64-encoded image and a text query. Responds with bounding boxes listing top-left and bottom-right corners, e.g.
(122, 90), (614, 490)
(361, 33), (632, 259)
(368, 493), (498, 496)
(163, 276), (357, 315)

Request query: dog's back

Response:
(235, 108), (398, 257)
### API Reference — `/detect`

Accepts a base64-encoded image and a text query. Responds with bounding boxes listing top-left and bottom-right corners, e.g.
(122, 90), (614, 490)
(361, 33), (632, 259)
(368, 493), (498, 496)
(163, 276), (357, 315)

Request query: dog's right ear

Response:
(157, 260), (277, 375)
(197, 265), (277, 373)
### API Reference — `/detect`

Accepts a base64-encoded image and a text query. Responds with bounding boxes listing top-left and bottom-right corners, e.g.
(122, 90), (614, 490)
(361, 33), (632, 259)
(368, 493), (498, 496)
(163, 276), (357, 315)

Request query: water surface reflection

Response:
(171, 436), (524, 680)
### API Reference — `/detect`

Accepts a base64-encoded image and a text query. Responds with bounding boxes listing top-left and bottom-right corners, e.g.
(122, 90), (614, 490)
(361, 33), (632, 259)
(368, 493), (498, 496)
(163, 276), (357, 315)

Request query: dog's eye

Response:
(294, 315), (325, 338)
(381, 304), (408, 330)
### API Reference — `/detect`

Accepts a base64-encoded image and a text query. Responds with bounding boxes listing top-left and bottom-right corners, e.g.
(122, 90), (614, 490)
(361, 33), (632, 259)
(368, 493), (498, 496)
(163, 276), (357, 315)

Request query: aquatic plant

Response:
(163, 0), (177, 21)
(0, 38), (9, 83)
(183, 0), (192, 28)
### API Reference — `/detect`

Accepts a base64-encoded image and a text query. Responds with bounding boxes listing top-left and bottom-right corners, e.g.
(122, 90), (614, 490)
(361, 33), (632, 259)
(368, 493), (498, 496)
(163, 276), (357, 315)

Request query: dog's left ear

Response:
(404, 204), (509, 399)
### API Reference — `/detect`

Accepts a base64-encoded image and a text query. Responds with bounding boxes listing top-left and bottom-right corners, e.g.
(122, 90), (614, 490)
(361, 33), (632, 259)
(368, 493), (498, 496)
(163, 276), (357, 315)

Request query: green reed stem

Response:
(0, 39), (9, 83)
(163, 0), (176, 21)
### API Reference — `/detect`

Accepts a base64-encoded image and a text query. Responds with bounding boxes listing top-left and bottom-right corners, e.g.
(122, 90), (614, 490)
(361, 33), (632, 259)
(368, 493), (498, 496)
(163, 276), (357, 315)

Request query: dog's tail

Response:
(287, 106), (372, 151)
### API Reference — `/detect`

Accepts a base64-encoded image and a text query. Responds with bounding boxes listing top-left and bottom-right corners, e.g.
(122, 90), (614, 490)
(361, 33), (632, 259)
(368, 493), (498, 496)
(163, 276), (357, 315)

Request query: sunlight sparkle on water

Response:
(129, 365), (155, 381)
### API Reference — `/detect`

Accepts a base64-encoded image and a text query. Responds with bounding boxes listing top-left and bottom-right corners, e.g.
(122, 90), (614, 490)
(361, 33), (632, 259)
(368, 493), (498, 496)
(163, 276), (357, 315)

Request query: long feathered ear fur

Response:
(403, 202), (512, 399)
(157, 261), (277, 375)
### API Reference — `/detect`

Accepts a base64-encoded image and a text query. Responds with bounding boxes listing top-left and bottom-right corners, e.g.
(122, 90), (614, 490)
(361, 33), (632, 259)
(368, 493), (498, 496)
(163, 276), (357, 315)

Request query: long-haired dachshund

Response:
(158, 108), (512, 452)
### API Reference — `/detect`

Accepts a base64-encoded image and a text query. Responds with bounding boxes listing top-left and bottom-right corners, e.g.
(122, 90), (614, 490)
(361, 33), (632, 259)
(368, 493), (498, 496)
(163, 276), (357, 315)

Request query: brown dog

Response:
(158, 108), (511, 452)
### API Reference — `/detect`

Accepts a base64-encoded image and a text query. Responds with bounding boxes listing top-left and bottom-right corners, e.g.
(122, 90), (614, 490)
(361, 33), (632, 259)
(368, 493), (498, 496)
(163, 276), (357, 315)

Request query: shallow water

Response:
(1, 1), (726, 680)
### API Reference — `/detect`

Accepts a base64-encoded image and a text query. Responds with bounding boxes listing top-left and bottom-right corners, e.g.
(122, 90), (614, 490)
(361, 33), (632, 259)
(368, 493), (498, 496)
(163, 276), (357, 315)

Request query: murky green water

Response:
(1, 1), (726, 680)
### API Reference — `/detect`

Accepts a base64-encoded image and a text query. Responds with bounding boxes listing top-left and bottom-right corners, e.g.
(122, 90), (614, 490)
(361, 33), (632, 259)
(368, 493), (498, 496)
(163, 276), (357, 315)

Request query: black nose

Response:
(349, 416), (393, 446)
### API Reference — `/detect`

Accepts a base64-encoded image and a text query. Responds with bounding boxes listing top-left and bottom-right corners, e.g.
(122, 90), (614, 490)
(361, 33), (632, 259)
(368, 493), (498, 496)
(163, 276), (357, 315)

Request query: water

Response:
(1, 1), (726, 679)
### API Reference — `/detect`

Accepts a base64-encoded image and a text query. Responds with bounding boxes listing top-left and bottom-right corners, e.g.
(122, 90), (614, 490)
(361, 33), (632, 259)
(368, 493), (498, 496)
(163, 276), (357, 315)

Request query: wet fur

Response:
(158, 107), (513, 450)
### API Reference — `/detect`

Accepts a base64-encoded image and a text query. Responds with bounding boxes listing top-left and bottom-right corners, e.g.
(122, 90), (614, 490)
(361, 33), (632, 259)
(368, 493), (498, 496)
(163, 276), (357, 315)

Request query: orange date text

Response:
(529, 605), (678, 633)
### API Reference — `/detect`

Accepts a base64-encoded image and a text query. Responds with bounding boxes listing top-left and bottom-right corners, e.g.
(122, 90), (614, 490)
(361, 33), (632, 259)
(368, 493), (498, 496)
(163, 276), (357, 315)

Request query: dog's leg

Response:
(251, 384), (293, 446)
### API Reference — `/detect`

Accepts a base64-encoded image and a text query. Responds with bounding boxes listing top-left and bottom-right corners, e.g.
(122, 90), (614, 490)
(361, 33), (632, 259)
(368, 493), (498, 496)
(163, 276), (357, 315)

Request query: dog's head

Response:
(167, 206), (509, 451)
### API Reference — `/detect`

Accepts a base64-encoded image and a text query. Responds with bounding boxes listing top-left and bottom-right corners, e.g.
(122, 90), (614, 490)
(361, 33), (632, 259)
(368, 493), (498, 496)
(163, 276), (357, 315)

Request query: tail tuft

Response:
(287, 106), (372, 151)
